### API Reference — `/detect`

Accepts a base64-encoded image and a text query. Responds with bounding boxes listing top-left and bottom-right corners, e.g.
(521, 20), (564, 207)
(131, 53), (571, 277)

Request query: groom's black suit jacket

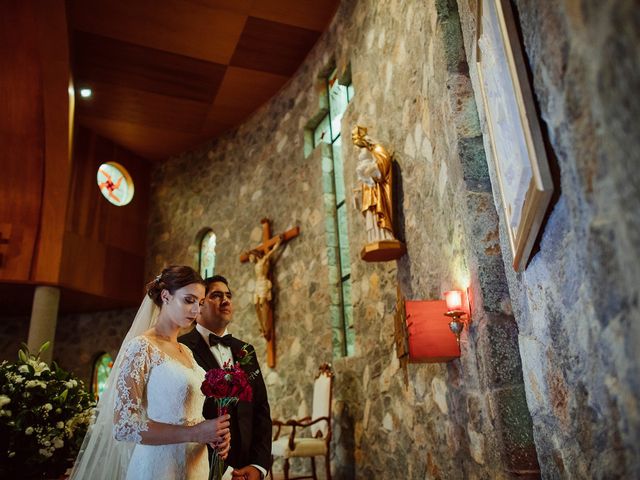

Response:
(179, 328), (272, 471)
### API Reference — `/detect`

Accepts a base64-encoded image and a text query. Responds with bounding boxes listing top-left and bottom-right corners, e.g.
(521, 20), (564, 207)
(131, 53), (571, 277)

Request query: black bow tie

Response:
(209, 333), (233, 347)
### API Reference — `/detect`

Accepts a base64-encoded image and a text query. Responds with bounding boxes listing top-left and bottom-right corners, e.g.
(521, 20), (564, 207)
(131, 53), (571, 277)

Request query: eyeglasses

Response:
(208, 291), (233, 302)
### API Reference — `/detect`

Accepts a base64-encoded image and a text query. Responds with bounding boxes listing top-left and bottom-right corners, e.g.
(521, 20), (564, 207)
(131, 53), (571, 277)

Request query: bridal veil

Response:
(69, 295), (159, 480)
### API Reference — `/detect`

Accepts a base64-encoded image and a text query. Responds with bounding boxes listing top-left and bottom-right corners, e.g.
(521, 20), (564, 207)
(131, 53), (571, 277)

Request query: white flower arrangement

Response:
(0, 342), (95, 479)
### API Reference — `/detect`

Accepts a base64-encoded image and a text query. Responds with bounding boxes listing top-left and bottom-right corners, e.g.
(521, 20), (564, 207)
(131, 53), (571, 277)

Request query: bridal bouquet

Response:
(0, 342), (95, 479)
(200, 346), (253, 480)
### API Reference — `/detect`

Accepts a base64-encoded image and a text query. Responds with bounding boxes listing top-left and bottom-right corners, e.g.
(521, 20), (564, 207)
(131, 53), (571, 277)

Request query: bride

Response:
(70, 265), (231, 479)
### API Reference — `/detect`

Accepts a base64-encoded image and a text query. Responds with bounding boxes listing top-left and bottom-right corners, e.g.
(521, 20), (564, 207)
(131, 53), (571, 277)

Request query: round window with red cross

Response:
(96, 161), (134, 206)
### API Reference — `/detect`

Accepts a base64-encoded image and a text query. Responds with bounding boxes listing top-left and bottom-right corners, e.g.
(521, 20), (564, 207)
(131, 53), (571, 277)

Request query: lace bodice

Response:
(113, 336), (206, 443)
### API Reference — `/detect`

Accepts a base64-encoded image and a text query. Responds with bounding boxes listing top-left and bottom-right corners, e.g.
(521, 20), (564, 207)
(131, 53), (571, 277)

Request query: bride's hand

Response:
(191, 415), (230, 444)
(211, 430), (231, 459)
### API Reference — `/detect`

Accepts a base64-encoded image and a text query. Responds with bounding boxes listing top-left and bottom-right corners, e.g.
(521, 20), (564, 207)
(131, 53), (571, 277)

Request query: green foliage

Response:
(0, 343), (95, 479)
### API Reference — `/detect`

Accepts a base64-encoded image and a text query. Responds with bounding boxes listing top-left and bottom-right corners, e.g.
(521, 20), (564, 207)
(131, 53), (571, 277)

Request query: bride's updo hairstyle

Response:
(146, 265), (204, 307)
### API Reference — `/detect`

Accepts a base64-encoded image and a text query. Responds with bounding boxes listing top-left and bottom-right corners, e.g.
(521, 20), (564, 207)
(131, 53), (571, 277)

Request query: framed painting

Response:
(476, 0), (553, 271)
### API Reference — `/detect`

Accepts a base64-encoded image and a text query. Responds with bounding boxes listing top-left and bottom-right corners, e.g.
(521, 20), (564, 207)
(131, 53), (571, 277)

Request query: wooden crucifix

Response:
(240, 218), (300, 368)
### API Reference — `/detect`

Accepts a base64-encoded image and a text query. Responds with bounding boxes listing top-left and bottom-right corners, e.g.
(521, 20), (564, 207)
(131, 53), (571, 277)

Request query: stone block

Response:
(488, 385), (540, 473)
(477, 314), (526, 389)
(457, 136), (491, 193)
(587, 219), (629, 326)
(435, 0), (467, 74)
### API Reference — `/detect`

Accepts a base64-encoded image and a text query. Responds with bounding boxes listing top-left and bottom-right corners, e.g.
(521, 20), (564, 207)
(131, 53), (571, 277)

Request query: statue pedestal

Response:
(360, 240), (406, 262)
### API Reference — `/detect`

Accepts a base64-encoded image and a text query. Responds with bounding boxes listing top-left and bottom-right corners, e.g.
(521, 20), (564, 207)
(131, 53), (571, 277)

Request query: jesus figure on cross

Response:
(240, 218), (300, 367)
(247, 235), (282, 341)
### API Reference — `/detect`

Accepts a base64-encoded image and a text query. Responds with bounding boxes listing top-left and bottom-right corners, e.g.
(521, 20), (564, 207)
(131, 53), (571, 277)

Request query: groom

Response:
(180, 275), (272, 480)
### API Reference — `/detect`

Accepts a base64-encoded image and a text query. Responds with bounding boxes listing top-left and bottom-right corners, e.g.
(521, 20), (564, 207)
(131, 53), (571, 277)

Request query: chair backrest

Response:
(310, 363), (333, 438)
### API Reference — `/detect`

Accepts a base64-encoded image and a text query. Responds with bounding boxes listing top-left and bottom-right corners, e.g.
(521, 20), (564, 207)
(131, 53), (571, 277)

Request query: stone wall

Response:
(147, 0), (538, 478)
(0, 315), (30, 364)
(52, 309), (135, 386)
(0, 310), (134, 388)
(457, 0), (640, 478)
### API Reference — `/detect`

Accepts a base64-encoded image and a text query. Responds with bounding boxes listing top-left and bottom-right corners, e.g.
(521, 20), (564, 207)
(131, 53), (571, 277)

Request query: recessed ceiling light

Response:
(79, 88), (93, 98)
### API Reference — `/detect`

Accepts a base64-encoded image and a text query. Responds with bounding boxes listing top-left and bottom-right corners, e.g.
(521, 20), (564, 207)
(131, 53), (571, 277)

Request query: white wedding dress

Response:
(114, 335), (209, 480)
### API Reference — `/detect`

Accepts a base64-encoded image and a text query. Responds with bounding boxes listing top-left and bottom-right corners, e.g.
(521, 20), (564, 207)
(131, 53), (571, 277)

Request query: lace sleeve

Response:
(113, 336), (155, 443)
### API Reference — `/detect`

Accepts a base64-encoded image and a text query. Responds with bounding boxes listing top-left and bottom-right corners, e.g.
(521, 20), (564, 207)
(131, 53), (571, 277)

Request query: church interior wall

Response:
(456, 0), (640, 477)
(11, 0), (633, 478)
(0, 309), (133, 388)
(146, 0), (544, 477)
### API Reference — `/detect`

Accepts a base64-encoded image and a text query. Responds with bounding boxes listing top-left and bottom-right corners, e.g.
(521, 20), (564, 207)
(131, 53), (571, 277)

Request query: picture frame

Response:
(476, 0), (553, 271)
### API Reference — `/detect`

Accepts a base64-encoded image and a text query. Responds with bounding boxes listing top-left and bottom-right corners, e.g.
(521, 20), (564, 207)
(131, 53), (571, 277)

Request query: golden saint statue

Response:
(352, 125), (406, 261)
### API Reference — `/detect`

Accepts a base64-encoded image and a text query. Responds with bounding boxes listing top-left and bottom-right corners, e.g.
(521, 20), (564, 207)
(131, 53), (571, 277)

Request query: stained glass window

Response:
(313, 115), (332, 146)
(328, 69), (349, 141)
(199, 230), (217, 279)
(91, 352), (113, 401)
(312, 67), (355, 358)
(96, 162), (134, 206)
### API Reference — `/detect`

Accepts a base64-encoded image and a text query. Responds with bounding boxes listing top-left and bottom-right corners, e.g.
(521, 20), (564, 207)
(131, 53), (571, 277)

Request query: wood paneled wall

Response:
(0, 0), (44, 280)
(1, 1), (150, 310)
(0, 0), (70, 282)
(60, 126), (150, 304)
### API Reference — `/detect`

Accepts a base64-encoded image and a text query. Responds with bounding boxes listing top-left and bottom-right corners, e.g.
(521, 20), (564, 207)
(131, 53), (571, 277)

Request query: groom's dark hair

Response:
(204, 274), (230, 294)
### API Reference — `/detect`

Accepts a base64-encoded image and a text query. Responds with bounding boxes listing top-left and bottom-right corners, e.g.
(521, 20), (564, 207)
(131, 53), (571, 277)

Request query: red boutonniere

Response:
(233, 343), (253, 366)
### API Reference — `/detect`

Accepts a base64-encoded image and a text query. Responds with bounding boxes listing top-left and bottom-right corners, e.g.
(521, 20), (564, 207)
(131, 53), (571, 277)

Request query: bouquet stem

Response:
(208, 404), (229, 480)
(208, 451), (225, 480)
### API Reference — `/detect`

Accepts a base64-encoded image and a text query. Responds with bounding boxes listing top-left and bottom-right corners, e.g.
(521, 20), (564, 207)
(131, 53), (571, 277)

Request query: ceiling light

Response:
(79, 88), (93, 98)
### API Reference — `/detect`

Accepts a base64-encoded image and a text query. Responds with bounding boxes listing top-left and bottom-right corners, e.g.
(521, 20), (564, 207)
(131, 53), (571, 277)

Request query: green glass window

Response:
(199, 230), (217, 279)
(313, 67), (355, 357)
(328, 69), (349, 141)
(91, 352), (114, 401)
(314, 115), (332, 146)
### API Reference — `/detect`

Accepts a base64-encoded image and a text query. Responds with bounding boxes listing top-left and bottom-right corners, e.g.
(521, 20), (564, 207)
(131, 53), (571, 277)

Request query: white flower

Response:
(65, 379), (78, 388)
(38, 448), (53, 458)
(14, 375), (24, 383)
(18, 365), (29, 373)
(43, 440), (51, 447)
(43, 403), (53, 411)
(25, 427), (34, 435)
(0, 395), (10, 408)
(56, 421), (64, 429)
(8, 452), (15, 458)
(27, 359), (50, 375)
(53, 437), (64, 449)
(25, 380), (46, 389)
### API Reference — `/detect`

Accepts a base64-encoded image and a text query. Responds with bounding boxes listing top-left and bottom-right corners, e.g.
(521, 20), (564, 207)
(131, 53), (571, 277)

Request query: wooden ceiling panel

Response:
(204, 67), (289, 130)
(73, 31), (227, 103)
(77, 116), (209, 160)
(78, 81), (210, 132)
(250, 0), (340, 32)
(230, 17), (321, 76)
(69, 0), (247, 64)
(69, 0), (339, 160)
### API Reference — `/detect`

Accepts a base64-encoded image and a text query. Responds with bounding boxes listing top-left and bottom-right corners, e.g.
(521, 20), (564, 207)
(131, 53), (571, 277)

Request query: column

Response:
(27, 286), (60, 364)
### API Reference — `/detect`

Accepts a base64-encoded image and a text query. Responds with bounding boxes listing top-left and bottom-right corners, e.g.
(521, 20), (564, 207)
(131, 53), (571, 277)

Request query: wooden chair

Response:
(270, 363), (334, 480)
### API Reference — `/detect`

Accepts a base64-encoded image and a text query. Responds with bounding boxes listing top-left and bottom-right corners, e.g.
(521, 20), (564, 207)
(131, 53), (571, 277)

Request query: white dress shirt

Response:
(195, 324), (234, 368)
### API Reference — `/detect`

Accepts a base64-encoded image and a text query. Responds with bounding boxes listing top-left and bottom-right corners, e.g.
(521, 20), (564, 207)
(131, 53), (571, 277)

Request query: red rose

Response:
(201, 364), (253, 403)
